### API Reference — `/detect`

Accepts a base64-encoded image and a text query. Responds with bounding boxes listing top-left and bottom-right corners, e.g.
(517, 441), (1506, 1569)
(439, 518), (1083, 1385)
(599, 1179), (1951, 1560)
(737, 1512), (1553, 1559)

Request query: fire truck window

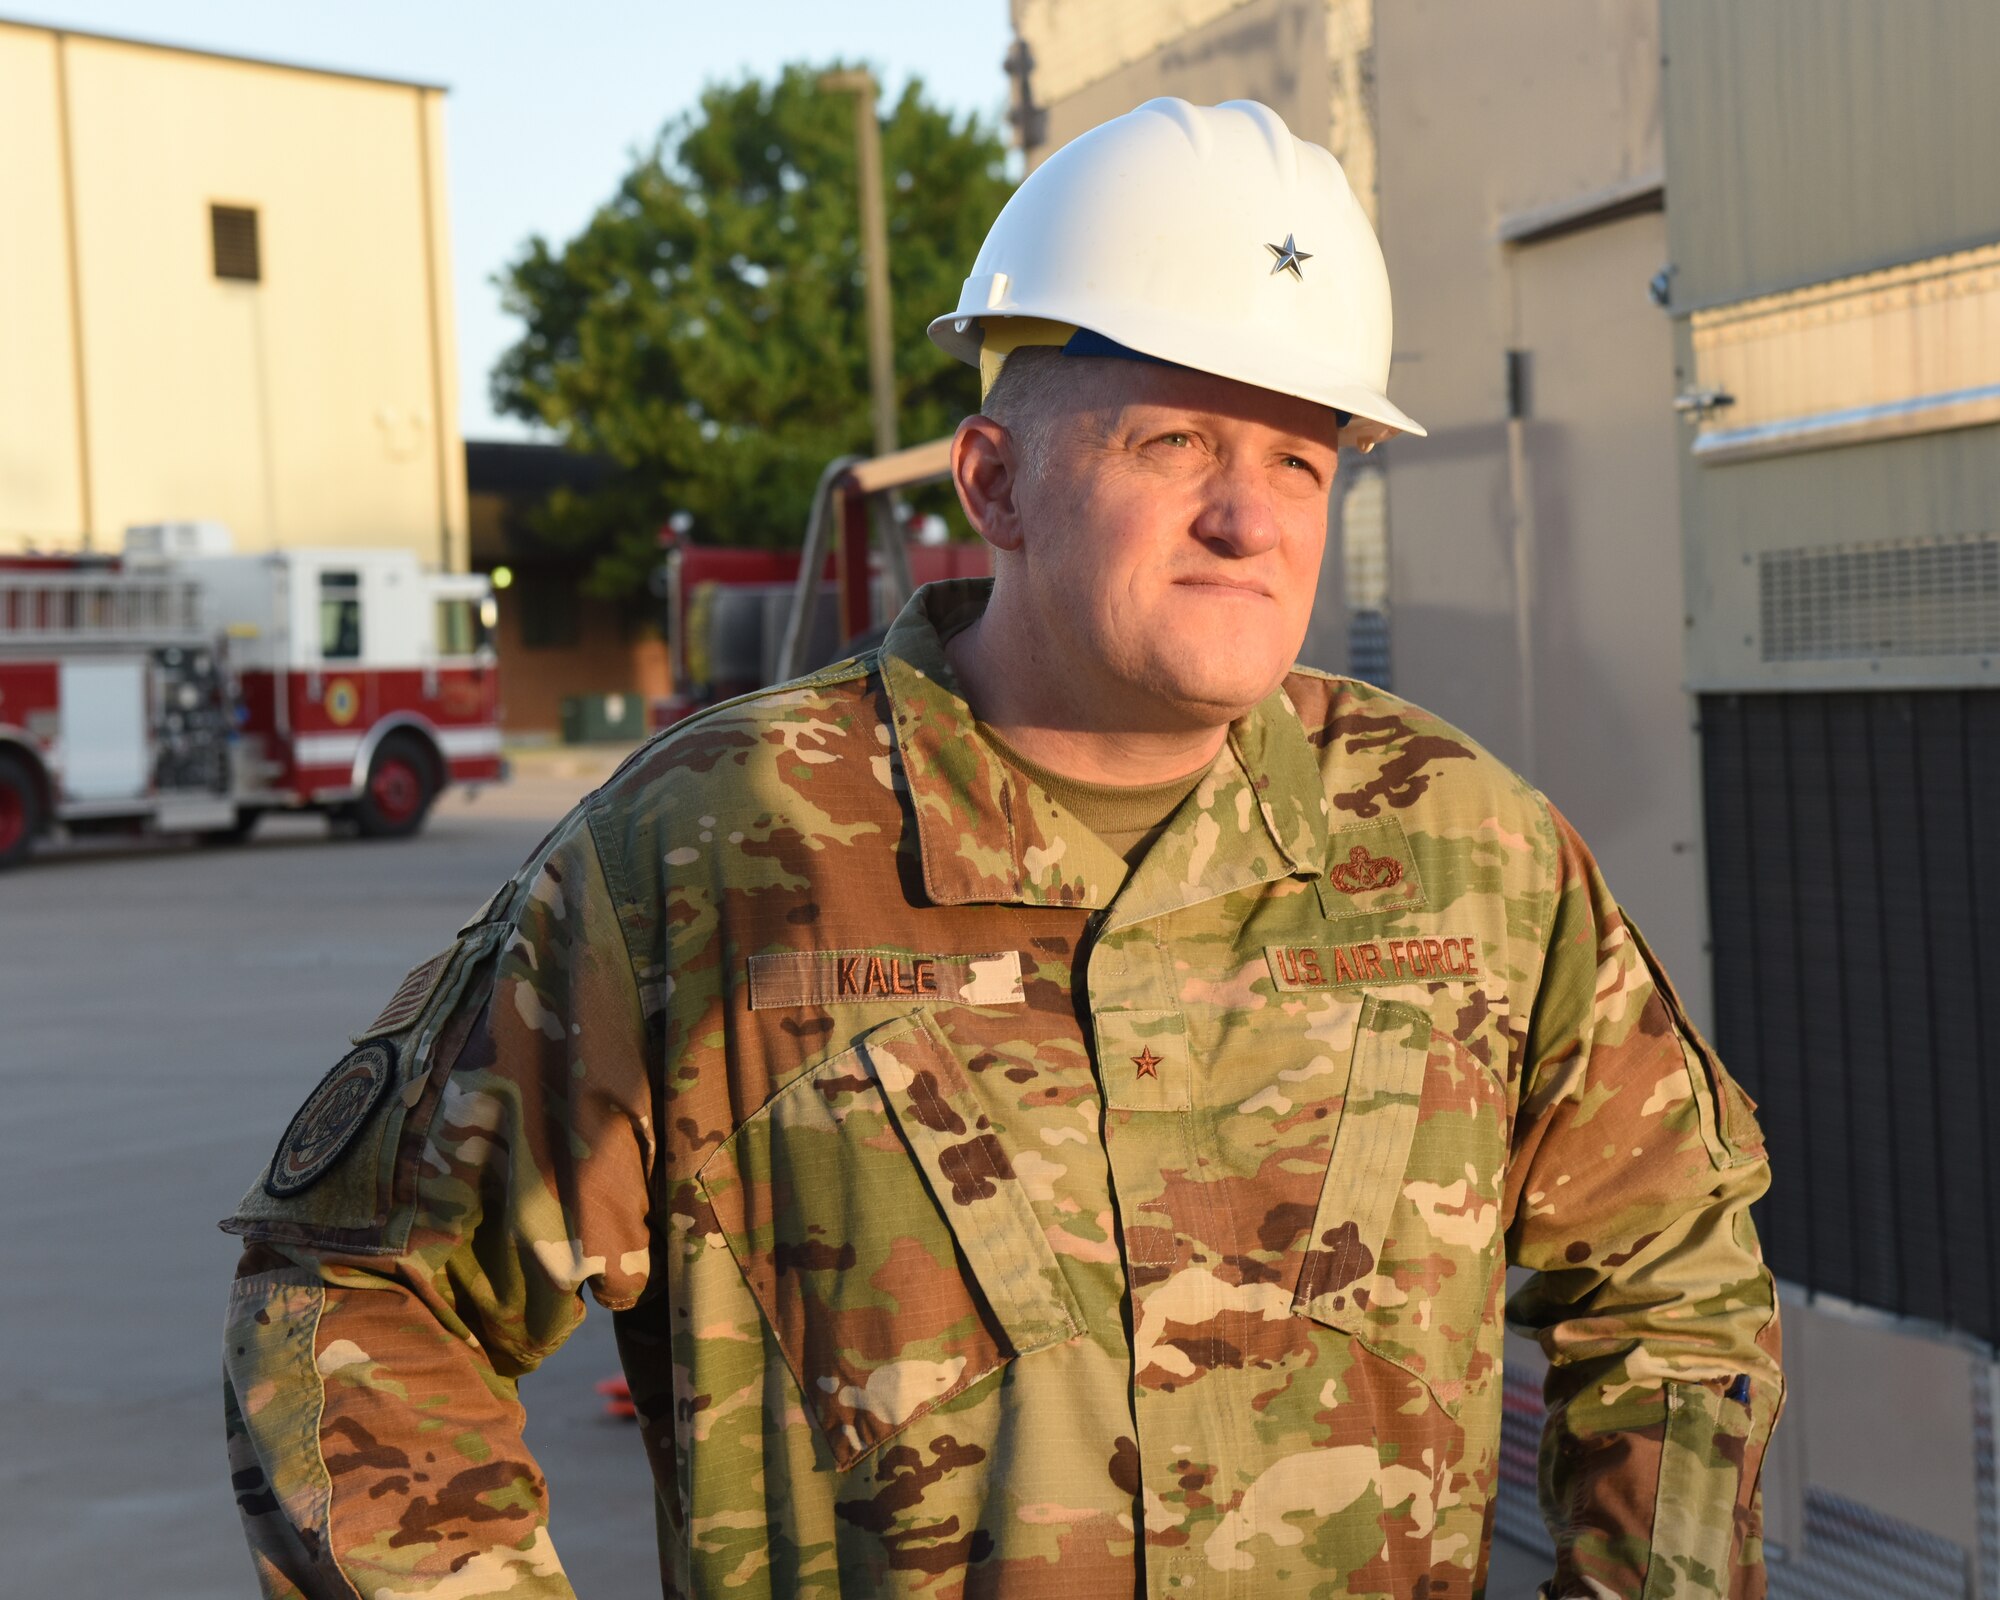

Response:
(320, 572), (362, 659)
(436, 598), (485, 657)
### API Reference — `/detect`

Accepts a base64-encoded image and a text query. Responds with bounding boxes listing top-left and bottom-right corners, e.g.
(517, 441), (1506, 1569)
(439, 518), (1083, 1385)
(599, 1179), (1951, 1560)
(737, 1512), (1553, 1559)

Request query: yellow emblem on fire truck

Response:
(325, 678), (359, 725)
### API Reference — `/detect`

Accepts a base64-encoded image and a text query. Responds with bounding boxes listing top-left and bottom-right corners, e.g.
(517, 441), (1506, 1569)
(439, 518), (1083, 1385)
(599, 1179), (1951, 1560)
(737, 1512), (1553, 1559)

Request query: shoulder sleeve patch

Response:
(353, 954), (453, 1043)
(224, 919), (514, 1249)
(264, 1040), (397, 1198)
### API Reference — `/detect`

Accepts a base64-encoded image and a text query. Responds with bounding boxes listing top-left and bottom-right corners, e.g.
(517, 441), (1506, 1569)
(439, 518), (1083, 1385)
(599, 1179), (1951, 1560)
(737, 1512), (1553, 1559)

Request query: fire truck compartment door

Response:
(60, 659), (150, 801)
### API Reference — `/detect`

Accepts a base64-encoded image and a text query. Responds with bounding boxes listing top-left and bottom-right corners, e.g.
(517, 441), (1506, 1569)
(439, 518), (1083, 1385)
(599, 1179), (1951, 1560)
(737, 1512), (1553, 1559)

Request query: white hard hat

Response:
(928, 97), (1423, 448)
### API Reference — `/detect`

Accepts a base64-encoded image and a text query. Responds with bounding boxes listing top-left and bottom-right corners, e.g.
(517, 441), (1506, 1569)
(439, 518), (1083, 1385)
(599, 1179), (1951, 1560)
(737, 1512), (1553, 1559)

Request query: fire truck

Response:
(0, 522), (501, 868)
(652, 437), (990, 726)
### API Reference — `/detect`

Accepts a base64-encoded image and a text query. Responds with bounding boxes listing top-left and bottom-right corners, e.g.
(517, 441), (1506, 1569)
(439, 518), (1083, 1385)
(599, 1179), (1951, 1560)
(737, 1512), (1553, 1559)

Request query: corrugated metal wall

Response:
(1664, 0), (2000, 700)
(1661, 0), (2000, 310)
(1701, 689), (2000, 1341)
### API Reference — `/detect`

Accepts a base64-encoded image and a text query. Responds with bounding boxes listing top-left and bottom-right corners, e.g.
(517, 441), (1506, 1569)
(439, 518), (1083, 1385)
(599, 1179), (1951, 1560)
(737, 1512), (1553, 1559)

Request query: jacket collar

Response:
(880, 580), (1329, 912)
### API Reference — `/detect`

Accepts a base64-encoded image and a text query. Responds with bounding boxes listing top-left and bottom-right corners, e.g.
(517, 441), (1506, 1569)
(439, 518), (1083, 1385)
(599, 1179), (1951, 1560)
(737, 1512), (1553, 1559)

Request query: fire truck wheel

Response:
(355, 734), (437, 839)
(0, 755), (41, 869)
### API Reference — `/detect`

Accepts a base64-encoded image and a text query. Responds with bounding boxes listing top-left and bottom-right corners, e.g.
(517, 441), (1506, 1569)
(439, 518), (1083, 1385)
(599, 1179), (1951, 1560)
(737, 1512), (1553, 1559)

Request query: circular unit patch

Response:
(264, 1039), (397, 1199)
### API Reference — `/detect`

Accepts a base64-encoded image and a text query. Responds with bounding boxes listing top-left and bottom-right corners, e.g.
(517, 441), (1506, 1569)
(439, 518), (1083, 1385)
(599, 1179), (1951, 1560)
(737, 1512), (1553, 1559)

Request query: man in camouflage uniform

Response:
(224, 99), (1781, 1598)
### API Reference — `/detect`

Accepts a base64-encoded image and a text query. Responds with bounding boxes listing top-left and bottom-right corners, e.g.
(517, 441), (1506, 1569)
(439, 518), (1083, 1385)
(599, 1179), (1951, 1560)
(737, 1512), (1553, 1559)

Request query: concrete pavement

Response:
(0, 750), (1550, 1596)
(0, 759), (655, 1597)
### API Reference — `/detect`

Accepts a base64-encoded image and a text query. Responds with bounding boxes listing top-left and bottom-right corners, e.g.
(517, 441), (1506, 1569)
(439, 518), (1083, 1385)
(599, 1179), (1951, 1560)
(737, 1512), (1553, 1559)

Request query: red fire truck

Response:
(0, 522), (501, 868)
(652, 438), (990, 727)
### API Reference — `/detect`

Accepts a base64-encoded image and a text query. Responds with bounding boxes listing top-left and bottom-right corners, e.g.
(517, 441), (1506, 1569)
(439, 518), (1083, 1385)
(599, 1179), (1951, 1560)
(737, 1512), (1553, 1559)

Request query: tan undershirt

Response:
(982, 728), (1213, 870)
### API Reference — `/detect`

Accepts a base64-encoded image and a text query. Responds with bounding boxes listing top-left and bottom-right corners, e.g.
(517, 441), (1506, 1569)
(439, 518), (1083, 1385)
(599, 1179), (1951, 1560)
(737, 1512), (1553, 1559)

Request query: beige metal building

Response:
(1010, 0), (1698, 1016)
(1007, 2), (2000, 1592)
(0, 19), (467, 568)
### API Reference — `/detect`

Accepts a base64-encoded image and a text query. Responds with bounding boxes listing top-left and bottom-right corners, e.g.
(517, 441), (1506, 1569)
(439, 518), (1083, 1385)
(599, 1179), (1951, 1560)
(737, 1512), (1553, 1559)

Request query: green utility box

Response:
(560, 692), (646, 744)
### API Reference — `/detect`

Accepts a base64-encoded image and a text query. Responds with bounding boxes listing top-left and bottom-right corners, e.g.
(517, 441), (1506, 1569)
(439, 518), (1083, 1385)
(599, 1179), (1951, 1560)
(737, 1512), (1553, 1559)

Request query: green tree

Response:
(491, 64), (1014, 596)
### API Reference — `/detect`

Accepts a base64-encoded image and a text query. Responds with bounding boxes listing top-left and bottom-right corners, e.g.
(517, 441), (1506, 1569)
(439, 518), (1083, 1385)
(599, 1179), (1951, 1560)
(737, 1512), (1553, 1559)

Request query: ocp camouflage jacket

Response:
(224, 579), (1783, 1599)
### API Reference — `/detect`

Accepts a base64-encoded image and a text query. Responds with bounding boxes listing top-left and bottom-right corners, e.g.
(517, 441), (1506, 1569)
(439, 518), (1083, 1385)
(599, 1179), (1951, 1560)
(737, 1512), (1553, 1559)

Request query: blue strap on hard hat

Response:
(1059, 328), (1351, 428)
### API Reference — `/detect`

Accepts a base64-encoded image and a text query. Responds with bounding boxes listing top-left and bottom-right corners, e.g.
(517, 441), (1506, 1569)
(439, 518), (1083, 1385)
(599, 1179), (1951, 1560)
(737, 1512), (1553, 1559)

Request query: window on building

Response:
(1341, 467), (1392, 687)
(211, 204), (261, 283)
(519, 576), (581, 651)
(319, 571), (362, 659)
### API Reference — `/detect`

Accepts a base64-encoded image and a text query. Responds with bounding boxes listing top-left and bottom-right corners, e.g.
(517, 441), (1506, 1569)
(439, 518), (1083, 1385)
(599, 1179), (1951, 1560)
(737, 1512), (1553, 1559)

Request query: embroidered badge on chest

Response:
(1318, 817), (1427, 920)
(264, 1039), (397, 1198)
(1329, 844), (1403, 892)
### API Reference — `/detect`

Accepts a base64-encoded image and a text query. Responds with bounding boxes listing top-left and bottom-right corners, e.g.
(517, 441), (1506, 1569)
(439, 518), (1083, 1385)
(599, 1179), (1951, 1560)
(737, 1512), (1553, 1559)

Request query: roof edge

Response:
(0, 14), (448, 93)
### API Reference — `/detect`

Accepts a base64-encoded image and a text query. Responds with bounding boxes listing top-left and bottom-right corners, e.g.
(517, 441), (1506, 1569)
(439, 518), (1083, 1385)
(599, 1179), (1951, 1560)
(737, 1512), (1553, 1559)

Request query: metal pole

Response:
(835, 487), (871, 644)
(819, 69), (898, 456)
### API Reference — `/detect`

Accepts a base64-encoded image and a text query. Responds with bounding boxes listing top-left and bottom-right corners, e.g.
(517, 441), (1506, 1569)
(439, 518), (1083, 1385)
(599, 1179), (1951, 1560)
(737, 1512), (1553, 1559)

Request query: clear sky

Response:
(11, 2), (1017, 439)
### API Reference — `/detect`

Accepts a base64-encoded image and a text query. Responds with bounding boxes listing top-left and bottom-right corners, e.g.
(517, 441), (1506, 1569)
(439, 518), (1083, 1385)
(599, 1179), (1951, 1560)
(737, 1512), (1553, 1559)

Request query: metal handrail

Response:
(775, 453), (863, 683)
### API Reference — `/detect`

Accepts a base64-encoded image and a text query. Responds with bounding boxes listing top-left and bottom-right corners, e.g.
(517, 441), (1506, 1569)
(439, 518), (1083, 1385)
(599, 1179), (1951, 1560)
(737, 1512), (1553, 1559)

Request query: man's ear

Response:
(951, 414), (1027, 553)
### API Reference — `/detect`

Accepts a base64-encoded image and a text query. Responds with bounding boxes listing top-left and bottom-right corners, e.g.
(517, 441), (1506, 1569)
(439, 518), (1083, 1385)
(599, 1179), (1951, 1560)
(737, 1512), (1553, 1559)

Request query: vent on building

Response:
(210, 204), (261, 283)
(1342, 467), (1392, 687)
(1494, 1364), (1554, 1558)
(1498, 1333), (1974, 1592)
(1767, 1487), (1972, 1600)
(1759, 535), (2000, 662)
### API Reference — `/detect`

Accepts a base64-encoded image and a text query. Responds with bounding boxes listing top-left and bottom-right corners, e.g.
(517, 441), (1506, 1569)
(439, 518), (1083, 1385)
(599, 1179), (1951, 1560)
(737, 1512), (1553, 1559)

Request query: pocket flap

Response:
(695, 1015), (1084, 1467)
(1293, 995), (1433, 1325)
(861, 1016), (1086, 1357)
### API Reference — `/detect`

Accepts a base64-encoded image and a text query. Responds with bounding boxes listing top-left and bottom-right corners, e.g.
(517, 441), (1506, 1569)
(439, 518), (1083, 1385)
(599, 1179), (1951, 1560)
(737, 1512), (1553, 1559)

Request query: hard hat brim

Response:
(929, 310), (1426, 442)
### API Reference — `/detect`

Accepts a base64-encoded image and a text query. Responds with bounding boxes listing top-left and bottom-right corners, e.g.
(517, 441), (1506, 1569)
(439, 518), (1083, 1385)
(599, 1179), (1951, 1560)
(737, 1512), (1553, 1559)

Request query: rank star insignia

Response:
(1132, 1047), (1163, 1079)
(1266, 233), (1313, 280)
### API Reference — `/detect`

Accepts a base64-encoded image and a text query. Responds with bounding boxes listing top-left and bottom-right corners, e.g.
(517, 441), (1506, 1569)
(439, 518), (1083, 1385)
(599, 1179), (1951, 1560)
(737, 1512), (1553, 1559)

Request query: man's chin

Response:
(1129, 659), (1292, 729)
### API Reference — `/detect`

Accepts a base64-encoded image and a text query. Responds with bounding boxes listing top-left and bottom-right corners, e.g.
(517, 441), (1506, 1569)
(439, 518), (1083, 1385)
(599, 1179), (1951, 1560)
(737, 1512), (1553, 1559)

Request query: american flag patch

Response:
(354, 949), (455, 1042)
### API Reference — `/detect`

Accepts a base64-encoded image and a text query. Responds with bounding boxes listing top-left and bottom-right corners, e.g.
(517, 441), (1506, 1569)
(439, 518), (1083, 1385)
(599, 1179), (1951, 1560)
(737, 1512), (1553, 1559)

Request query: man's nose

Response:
(1189, 460), (1284, 557)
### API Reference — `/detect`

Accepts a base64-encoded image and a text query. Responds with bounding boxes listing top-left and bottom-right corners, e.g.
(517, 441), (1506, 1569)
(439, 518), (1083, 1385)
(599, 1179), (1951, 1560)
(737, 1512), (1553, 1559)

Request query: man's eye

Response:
(1157, 432), (1193, 448)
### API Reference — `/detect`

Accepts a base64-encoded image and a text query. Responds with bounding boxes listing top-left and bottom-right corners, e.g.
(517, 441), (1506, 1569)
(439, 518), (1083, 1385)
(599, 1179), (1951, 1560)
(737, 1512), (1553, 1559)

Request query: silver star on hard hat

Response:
(1265, 234), (1313, 280)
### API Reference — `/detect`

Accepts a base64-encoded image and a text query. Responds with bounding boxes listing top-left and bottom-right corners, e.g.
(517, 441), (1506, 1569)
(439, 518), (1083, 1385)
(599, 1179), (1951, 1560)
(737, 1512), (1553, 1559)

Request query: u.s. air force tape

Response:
(264, 1039), (397, 1198)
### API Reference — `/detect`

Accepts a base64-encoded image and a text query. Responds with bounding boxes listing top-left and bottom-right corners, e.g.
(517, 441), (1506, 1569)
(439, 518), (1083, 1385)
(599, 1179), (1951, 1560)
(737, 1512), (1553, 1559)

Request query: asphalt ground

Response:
(0, 748), (1548, 1597)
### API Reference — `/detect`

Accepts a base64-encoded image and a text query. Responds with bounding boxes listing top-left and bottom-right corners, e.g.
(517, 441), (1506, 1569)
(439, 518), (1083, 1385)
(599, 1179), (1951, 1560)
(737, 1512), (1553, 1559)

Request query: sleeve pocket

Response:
(1627, 920), (1766, 1169)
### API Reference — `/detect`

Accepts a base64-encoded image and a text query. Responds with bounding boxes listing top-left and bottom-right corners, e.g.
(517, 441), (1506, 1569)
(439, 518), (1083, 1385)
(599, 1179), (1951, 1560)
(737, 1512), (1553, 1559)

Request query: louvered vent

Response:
(1759, 535), (2000, 662)
(1767, 1488), (1971, 1599)
(1493, 1364), (1553, 1558)
(210, 204), (261, 283)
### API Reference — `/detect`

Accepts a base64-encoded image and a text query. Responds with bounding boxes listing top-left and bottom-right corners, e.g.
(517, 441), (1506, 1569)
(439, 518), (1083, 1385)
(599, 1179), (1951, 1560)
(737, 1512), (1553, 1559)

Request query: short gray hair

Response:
(980, 346), (1103, 475)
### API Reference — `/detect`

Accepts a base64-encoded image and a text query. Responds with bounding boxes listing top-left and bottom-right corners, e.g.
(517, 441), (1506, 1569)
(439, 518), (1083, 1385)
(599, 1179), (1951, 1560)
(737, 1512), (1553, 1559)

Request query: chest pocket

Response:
(1292, 989), (1512, 1412)
(696, 1014), (1086, 1469)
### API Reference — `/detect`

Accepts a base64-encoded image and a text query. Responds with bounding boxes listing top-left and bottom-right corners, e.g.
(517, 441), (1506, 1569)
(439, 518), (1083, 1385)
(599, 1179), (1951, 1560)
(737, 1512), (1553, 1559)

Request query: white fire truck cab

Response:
(0, 523), (501, 867)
